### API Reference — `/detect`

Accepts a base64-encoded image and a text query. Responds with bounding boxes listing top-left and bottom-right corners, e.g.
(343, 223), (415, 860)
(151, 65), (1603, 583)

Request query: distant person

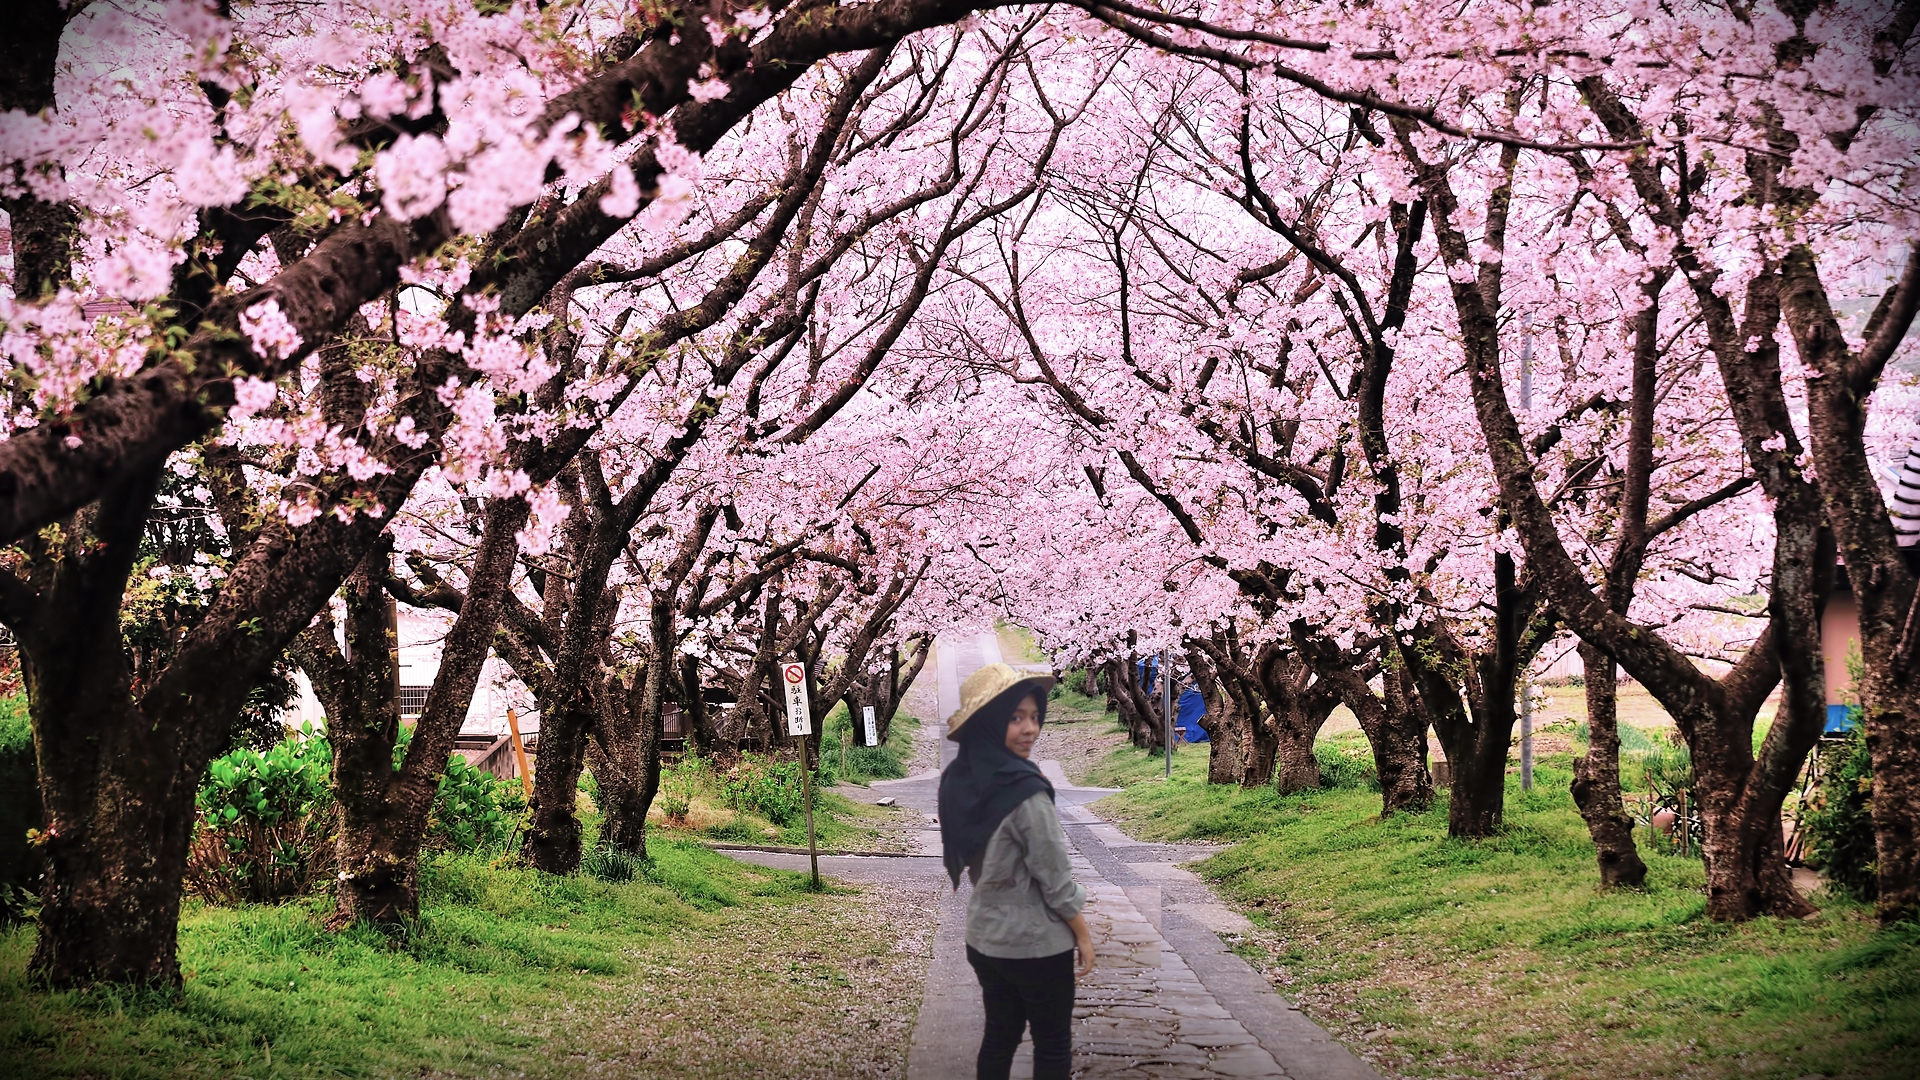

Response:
(939, 663), (1094, 1080)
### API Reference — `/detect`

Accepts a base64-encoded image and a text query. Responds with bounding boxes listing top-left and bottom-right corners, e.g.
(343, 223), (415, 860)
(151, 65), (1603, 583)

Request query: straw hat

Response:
(947, 662), (1057, 740)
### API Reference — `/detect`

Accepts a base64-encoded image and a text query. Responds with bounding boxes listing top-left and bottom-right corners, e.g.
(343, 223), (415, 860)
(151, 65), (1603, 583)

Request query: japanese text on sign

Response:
(783, 662), (811, 736)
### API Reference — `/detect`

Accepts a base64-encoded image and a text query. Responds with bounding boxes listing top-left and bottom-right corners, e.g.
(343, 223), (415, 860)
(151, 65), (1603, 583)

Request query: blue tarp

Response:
(1136, 656), (1160, 694)
(1176, 688), (1208, 742)
(1826, 704), (1859, 734)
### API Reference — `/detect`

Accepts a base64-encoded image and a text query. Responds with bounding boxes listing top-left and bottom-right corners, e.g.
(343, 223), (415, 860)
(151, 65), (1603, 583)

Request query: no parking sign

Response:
(782, 661), (812, 736)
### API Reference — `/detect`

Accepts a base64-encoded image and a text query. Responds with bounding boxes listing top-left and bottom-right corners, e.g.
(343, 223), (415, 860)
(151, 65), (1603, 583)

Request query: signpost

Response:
(1161, 651), (1173, 778)
(781, 661), (822, 889)
(862, 705), (878, 748)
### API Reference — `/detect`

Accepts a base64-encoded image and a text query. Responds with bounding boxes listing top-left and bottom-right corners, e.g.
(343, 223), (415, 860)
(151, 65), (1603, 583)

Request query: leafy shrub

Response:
(1315, 740), (1379, 790)
(703, 816), (773, 843)
(581, 841), (642, 883)
(658, 755), (709, 823)
(187, 726), (335, 904)
(721, 753), (806, 826)
(820, 706), (909, 782)
(1804, 721), (1876, 902)
(0, 695), (43, 923)
(426, 753), (526, 854)
(1639, 739), (1693, 800)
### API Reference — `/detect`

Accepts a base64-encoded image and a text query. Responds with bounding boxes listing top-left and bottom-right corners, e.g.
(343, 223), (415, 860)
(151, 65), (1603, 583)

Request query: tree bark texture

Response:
(16, 471), (195, 987)
(1104, 655), (1164, 753)
(1184, 641), (1251, 785)
(296, 496), (530, 928)
(1251, 643), (1337, 794)
(589, 674), (663, 859)
(311, 569), (410, 926)
(1570, 647), (1648, 889)
(1779, 242), (1920, 923)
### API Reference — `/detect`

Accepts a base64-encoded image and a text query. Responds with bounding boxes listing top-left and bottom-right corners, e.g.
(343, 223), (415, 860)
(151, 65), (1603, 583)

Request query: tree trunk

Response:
(1271, 722), (1319, 794)
(322, 568), (415, 926)
(1104, 657), (1163, 752)
(1376, 666), (1435, 812)
(1570, 646), (1649, 888)
(1862, 648), (1920, 922)
(303, 500), (529, 928)
(19, 469), (204, 988)
(1240, 711), (1279, 788)
(1415, 661), (1516, 838)
(1446, 732), (1511, 838)
(526, 705), (592, 874)
(27, 661), (198, 987)
(1252, 645), (1336, 794)
(1314, 659), (1433, 815)
(1185, 643), (1248, 784)
(591, 675), (662, 858)
(681, 654), (715, 757)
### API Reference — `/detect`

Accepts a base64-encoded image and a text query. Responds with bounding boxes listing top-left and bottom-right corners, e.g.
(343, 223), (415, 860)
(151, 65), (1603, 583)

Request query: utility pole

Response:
(1162, 650), (1173, 778)
(1519, 316), (1534, 791)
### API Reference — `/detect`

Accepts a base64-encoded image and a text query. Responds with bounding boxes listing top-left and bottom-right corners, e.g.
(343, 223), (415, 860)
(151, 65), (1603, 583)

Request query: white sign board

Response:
(782, 661), (812, 736)
(862, 705), (878, 747)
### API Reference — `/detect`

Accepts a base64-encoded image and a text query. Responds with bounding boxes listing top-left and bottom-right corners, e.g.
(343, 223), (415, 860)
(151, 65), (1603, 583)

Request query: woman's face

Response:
(1003, 694), (1041, 759)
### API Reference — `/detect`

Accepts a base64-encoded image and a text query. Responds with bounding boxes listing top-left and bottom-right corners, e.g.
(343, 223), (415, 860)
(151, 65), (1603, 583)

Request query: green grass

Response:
(649, 711), (923, 851)
(1090, 739), (1919, 1079)
(995, 621), (1048, 664)
(1045, 679), (1113, 725)
(0, 839), (910, 1079)
(819, 706), (917, 784)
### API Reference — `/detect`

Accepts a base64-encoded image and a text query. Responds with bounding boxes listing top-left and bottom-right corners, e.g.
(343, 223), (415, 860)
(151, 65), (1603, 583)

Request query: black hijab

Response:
(938, 687), (1053, 888)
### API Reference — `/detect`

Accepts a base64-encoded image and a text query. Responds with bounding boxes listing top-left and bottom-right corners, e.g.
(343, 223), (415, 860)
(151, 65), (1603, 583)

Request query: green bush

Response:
(721, 753), (806, 826)
(1315, 739), (1379, 790)
(426, 752), (527, 854)
(0, 695), (42, 923)
(819, 705), (910, 782)
(1805, 722), (1877, 902)
(664, 753), (718, 818)
(580, 841), (642, 883)
(187, 726), (335, 904)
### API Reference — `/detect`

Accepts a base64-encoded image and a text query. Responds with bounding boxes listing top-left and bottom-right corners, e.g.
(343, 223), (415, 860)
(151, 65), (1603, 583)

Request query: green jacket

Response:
(964, 792), (1086, 958)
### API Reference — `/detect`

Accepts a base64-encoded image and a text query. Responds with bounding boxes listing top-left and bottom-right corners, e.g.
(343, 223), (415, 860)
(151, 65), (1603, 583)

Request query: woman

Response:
(939, 662), (1095, 1080)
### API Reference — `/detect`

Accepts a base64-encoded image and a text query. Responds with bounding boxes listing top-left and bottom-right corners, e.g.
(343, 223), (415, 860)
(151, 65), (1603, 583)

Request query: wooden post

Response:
(505, 707), (533, 798)
(802, 738), (820, 890)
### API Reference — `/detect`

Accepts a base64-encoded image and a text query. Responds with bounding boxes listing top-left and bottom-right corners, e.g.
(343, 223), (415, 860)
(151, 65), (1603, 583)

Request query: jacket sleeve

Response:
(1017, 794), (1086, 921)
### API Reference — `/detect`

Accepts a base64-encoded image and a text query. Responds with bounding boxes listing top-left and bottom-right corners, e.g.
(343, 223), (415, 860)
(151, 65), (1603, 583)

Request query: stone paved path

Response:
(727, 633), (1379, 1080)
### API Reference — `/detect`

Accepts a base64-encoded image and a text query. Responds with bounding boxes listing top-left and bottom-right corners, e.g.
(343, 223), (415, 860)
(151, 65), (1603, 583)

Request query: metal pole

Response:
(1518, 318), (1533, 792)
(1162, 650), (1173, 778)
(1519, 676), (1533, 791)
(802, 734), (820, 889)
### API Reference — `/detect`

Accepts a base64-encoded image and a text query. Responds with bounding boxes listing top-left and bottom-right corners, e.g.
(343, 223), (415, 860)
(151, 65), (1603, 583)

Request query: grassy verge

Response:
(1045, 679), (1112, 724)
(644, 709), (923, 852)
(1, 838), (930, 1079)
(1089, 737), (1918, 1080)
(995, 621), (1048, 665)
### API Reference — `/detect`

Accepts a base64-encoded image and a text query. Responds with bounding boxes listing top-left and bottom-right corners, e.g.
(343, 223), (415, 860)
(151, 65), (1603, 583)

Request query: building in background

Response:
(287, 608), (538, 763)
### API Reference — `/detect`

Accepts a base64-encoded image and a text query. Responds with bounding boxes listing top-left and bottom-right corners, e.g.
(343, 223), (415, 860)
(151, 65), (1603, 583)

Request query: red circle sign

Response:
(784, 664), (805, 684)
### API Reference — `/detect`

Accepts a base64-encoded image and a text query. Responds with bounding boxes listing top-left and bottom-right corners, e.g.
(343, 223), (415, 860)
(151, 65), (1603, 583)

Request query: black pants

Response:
(966, 945), (1075, 1080)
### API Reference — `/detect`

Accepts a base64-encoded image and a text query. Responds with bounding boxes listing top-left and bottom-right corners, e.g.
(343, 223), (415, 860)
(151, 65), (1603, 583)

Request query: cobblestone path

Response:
(727, 633), (1379, 1079)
